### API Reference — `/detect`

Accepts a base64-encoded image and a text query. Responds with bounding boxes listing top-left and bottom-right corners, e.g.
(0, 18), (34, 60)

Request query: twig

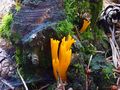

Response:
(86, 55), (93, 90)
(17, 68), (28, 90)
(109, 24), (120, 68)
(113, 69), (120, 74)
(109, 38), (118, 68)
(53, 71), (66, 90)
(87, 55), (93, 69)
(94, 51), (105, 54)
(0, 78), (14, 89)
(115, 31), (120, 34)
(106, 56), (112, 61)
(39, 84), (49, 90)
(74, 26), (81, 41)
(117, 77), (120, 86)
(109, 24), (120, 89)
(85, 75), (88, 90)
(56, 76), (66, 90)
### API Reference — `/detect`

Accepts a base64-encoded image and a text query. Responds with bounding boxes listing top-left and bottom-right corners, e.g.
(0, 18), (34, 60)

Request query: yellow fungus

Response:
(50, 35), (75, 81)
(80, 19), (90, 33)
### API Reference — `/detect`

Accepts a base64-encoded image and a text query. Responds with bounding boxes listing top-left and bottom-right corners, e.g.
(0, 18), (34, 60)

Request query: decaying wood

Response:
(12, 0), (65, 43)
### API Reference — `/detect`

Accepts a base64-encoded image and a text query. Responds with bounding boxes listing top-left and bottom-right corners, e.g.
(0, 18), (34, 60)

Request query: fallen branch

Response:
(86, 55), (93, 90)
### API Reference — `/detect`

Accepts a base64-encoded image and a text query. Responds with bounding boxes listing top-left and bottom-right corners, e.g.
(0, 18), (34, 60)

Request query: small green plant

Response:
(0, 13), (13, 39)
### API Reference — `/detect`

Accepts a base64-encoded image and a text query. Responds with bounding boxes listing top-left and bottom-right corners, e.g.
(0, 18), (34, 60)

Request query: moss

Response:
(64, 0), (79, 22)
(15, 46), (36, 78)
(0, 13), (13, 40)
(15, 4), (21, 11)
(15, 47), (23, 65)
(55, 0), (80, 38)
(56, 20), (74, 37)
(56, 0), (91, 38)
(89, 0), (103, 29)
(15, 0), (22, 11)
(89, 0), (104, 41)
(68, 56), (86, 90)
(91, 54), (115, 89)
